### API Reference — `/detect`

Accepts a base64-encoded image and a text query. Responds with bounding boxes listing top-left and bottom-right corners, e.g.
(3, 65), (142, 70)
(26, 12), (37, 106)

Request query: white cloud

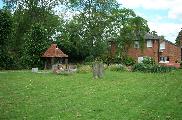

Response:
(168, 6), (182, 19)
(117, 0), (182, 42)
(117, 0), (182, 19)
(118, 0), (169, 10)
(148, 21), (182, 43)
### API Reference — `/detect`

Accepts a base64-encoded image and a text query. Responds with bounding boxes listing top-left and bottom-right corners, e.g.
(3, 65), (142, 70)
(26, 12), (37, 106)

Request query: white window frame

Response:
(160, 42), (165, 50)
(147, 40), (152, 48)
(134, 41), (139, 48)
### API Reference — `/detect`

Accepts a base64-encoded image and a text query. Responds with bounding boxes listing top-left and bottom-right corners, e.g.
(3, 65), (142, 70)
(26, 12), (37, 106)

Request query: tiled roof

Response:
(163, 39), (177, 46)
(42, 44), (68, 58)
(144, 33), (160, 40)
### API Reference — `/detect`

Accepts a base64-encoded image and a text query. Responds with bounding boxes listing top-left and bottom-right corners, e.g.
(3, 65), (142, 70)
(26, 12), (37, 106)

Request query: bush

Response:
(142, 57), (156, 65)
(133, 63), (176, 73)
(180, 61), (182, 69)
(0, 53), (16, 70)
(113, 57), (122, 64)
(77, 65), (92, 73)
(121, 56), (136, 66)
(108, 64), (125, 72)
(85, 55), (94, 62)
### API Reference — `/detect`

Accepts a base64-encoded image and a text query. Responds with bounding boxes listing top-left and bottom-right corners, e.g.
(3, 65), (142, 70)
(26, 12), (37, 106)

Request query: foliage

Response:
(175, 29), (182, 46)
(0, 53), (16, 70)
(142, 57), (156, 65)
(1, 0), (62, 69)
(59, 0), (119, 61)
(113, 57), (122, 64)
(133, 57), (176, 73)
(1, 0), (151, 69)
(21, 24), (49, 69)
(0, 9), (12, 51)
(110, 8), (150, 57)
(84, 55), (95, 62)
(121, 56), (136, 66)
(108, 64), (125, 72)
(3, 0), (63, 10)
(0, 9), (14, 69)
(133, 63), (176, 73)
(77, 65), (92, 73)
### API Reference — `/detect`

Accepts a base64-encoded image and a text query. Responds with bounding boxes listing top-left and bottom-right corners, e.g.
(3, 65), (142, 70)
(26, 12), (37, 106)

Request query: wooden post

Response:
(65, 58), (68, 69)
(51, 58), (54, 66)
(44, 59), (47, 70)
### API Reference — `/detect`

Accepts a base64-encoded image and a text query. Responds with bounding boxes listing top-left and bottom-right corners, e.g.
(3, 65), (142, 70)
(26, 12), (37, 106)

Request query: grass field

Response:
(0, 70), (182, 120)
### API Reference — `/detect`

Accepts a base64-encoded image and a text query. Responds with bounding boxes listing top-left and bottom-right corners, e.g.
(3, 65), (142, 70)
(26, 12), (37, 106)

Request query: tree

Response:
(21, 24), (50, 69)
(0, 9), (14, 69)
(2, 0), (62, 68)
(175, 29), (182, 46)
(59, 1), (149, 62)
(108, 8), (149, 57)
(59, 0), (120, 61)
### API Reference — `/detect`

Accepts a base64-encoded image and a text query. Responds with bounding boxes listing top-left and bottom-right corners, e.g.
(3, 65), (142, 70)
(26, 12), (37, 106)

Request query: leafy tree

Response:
(2, 0), (62, 68)
(58, 1), (149, 62)
(175, 29), (182, 46)
(0, 9), (14, 69)
(59, 0), (120, 61)
(109, 8), (149, 57)
(21, 24), (50, 69)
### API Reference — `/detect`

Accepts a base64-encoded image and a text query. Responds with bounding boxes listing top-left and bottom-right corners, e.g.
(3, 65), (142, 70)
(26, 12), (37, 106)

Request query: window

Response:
(134, 41), (139, 48)
(147, 40), (152, 48)
(159, 56), (169, 63)
(160, 42), (165, 50)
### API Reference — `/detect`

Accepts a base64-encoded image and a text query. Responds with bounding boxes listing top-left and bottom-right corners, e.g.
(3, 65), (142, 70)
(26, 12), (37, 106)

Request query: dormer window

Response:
(134, 41), (139, 48)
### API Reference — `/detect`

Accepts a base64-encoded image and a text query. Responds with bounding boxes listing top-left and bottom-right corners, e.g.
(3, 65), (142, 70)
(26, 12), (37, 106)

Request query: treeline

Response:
(0, 0), (149, 70)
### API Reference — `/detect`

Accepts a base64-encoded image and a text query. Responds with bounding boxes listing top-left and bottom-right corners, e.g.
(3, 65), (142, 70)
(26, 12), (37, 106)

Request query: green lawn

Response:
(0, 70), (182, 120)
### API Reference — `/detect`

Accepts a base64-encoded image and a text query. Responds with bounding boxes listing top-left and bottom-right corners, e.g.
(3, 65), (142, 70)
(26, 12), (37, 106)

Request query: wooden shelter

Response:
(42, 44), (68, 69)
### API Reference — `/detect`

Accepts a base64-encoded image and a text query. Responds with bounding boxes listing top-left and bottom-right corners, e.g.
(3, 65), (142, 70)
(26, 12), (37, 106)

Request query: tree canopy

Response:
(0, 0), (150, 69)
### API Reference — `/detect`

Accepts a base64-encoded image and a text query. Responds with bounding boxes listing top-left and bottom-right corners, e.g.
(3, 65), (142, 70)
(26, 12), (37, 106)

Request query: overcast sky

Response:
(0, 0), (181, 43)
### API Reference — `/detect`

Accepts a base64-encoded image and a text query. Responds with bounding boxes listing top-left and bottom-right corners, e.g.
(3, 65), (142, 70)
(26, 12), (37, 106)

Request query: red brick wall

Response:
(110, 40), (180, 64)
(159, 41), (180, 63)
(127, 40), (159, 63)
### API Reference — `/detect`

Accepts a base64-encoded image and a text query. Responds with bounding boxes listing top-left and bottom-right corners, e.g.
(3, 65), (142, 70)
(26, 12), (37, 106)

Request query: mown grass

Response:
(0, 70), (182, 120)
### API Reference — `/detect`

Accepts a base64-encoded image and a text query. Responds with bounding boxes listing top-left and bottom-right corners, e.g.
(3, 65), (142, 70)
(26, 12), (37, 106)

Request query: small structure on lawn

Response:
(42, 44), (68, 69)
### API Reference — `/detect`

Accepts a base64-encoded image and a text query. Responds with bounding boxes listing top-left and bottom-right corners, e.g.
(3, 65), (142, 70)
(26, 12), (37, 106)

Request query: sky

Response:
(0, 0), (3, 8)
(117, 0), (182, 43)
(0, 0), (181, 43)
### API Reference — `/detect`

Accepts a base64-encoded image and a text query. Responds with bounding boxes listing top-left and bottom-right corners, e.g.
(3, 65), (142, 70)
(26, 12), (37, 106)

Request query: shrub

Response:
(142, 57), (156, 65)
(113, 57), (122, 64)
(121, 56), (136, 66)
(108, 64), (125, 72)
(85, 55), (94, 62)
(77, 65), (92, 73)
(132, 63), (176, 73)
(0, 53), (16, 70)
(180, 61), (182, 69)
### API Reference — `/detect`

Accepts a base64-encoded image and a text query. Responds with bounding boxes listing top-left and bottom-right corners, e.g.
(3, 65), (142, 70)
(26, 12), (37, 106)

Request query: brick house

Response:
(110, 33), (181, 67)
